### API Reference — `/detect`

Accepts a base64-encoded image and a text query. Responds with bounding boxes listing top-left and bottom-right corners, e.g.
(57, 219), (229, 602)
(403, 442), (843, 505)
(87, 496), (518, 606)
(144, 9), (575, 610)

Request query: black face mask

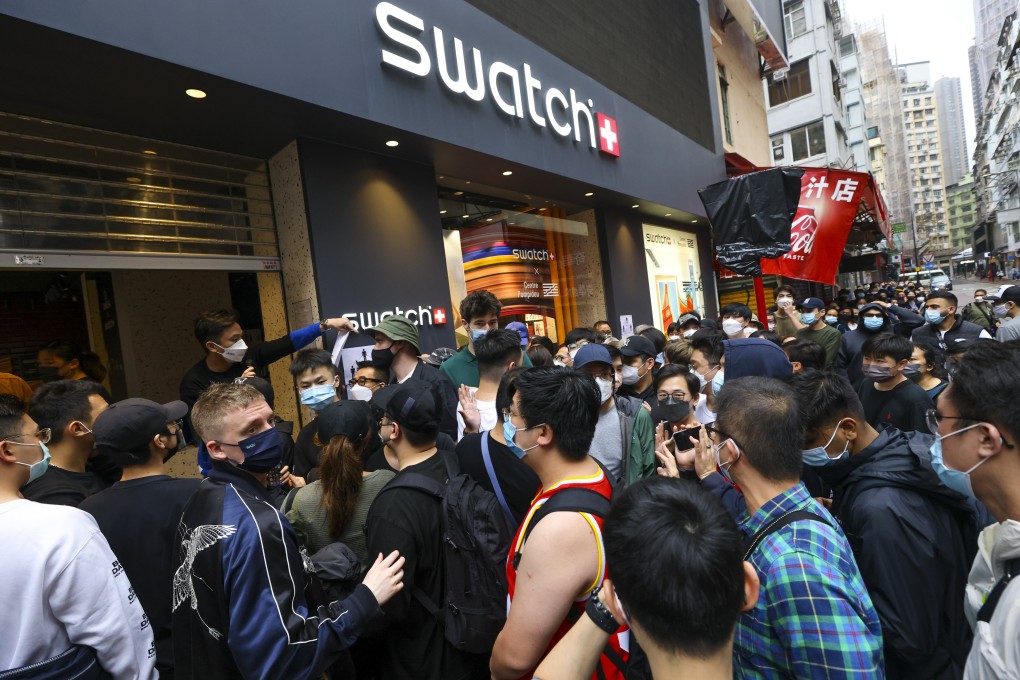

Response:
(838, 314), (851, 324)
(39, 366), (62, 382)
(372, 343), (399, 369)
(653, 399), (690, 424)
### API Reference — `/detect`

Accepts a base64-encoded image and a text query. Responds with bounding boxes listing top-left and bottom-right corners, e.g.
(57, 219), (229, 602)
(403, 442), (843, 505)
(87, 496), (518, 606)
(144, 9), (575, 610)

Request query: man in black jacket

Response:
(836, 301), (924, 387)
(179, 308), (355, 414)
(366, 315), (459, 441)
(911, 292), (991, 373)
(790, 370), (989, 680)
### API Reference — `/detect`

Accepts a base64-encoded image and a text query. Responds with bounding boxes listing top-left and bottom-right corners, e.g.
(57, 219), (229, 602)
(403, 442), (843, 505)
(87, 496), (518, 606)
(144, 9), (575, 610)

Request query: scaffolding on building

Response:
(856, 23), (914, 264)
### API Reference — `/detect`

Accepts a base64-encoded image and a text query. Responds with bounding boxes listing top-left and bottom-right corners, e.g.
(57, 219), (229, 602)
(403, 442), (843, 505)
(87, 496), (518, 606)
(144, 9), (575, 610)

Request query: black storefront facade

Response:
(1, 0), (727, 384)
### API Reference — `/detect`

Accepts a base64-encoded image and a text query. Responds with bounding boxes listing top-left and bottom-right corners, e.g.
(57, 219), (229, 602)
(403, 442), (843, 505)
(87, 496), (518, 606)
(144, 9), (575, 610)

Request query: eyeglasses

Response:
(925, 409), (972, 435)
(704, 424), (746, 451)
(3, 428), (52, 445)
(566, 340), (590, 351)
(655, 390), (688, 402)
(349, 376), (384, 387)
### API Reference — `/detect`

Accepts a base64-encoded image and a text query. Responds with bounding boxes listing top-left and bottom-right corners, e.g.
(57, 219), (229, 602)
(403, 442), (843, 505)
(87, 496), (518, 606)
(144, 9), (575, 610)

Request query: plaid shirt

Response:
(734, 482), (885, 679)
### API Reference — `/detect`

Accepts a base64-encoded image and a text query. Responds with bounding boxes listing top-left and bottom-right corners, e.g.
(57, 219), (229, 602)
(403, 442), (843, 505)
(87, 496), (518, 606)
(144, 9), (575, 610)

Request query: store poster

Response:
(642, 225), (704, 331)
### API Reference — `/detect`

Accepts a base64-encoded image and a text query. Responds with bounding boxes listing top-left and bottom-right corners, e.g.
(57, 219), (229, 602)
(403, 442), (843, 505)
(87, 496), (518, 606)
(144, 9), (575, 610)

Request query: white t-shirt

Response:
(0, 499), (157, 678)
(456, 398), (498, 441)
(695, 393), (717, 425)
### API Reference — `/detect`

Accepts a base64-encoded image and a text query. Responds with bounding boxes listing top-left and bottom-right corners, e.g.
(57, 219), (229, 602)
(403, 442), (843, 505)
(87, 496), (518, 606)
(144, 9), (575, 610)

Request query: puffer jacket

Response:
(963, 520), (1020, 679)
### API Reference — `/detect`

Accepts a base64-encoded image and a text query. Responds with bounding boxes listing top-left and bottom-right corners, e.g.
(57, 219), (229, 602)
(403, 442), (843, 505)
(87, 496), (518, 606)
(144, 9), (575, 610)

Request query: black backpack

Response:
(378, 452), (514, 654)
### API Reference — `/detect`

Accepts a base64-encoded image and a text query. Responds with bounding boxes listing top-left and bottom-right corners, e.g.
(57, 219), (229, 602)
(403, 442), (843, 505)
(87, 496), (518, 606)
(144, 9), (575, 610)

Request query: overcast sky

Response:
(845, 0), (977, 153)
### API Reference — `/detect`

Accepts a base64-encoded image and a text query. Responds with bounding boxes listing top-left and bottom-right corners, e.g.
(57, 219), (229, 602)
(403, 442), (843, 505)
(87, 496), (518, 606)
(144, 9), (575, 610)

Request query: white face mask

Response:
(668, 335), (681, 341)
(975, 296), (984, 302)
(595, 377), (614, 404)
(722, 319), (744, 337)
(683, 329), (697, 339)
(349, 384), (374, 401)
(214, 339), (248, 363)
(621, 363), (644, 385)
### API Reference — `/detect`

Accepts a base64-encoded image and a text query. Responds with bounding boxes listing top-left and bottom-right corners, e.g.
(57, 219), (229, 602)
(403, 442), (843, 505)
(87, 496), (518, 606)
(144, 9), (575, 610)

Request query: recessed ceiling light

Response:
(462, 214), (470, 218)
(385, 140), (399, 147)
(487, 218), (494, 221)
(454, 191), (464, 196)
(185, 88), (207, 99)
(665, 213), (672, 217)
(143, 150), (158, 155)
(439, 175), (445, 179)
(126, 177), (141, 184)
(465, 181), (471, 184)
(692, 219), (699, 223)
(502, 170), (513, 176)
(585, 192), (594, 197)
(632, 204), (640, 208)
(440, 210), (447, 214)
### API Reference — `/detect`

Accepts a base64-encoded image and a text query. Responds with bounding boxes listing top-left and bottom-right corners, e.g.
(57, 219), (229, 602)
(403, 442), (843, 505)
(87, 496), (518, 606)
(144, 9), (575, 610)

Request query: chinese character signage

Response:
(761, 169), (866, 285)
(642, 224), (705, 331)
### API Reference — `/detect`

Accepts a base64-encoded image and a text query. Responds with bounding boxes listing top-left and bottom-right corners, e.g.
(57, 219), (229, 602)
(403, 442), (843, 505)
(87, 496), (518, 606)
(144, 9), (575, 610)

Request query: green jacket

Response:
(439, 343), (533, 388)
(616, 396), (656, 485)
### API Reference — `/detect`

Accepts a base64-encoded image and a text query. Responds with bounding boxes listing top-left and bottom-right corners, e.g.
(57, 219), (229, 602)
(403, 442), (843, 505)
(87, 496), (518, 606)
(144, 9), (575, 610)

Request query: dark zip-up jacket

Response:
(171, 461), (381, 680)
(837, 304), (924, 387)
(812, 428), (988, 680)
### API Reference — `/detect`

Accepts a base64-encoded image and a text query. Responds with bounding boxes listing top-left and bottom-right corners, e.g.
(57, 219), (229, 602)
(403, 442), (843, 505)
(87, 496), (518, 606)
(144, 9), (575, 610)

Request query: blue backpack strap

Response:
(482, 434), (514, 523)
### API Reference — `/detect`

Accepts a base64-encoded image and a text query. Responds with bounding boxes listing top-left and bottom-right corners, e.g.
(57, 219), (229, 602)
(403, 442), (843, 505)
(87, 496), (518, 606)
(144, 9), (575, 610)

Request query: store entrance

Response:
(439, 182), (608, 345)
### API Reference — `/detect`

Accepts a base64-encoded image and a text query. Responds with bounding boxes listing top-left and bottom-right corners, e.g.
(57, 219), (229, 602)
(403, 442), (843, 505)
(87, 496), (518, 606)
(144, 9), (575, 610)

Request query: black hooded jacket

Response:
(811, 428), (984, 680)
(836, 303), (924, 387)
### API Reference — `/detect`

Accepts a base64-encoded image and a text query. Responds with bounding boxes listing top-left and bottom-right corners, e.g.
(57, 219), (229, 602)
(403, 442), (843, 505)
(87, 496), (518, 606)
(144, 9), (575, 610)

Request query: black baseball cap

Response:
(989, 285), (1020, 304)
(619, 334), (656, 359)
(370, 380), (439, 432)
(316, 399), (373, 444)
(94, 398), (188, 461)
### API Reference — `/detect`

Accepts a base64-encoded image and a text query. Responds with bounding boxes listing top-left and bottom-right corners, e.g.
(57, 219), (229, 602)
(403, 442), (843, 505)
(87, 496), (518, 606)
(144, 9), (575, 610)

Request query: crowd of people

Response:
(2, 281), (1020, 680)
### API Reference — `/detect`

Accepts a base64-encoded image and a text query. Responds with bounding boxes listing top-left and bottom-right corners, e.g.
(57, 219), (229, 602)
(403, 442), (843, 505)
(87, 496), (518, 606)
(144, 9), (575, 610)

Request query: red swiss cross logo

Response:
(433, 308), (447, 325)
(597, 113), (620, 157)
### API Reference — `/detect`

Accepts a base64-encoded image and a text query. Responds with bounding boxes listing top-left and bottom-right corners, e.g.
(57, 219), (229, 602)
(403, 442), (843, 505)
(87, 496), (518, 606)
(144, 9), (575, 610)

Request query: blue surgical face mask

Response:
(470, 328), (488, 342)
(925, 309), (946, 325)
(503, 418), (542, 459)
(13, 441), (51, 484)
(863, 316), (884, 331)
(824, 315), (838, 325)
(929, 423), (986, 498)
(713, 438), (740, 484)
(217, 426), (284, 473)
(711, 369), (725, 395)
(801, 312), (817, 326)
(802, 420), (850, 467)
(300, 382), (337, 412)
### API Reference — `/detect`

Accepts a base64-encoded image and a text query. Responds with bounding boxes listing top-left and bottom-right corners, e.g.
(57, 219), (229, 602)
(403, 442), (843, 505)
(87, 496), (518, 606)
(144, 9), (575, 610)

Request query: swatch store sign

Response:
(375, 2), (621, 157)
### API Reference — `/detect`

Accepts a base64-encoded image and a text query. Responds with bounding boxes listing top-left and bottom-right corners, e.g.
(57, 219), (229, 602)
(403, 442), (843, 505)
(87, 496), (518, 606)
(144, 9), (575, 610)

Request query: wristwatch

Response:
(585, 586), (620, 633)
(319, 318), (329, 331)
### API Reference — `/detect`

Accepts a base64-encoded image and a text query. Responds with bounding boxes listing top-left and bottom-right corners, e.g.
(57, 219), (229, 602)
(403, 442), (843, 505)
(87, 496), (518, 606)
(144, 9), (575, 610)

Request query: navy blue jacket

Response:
(171, 461), (380, 680)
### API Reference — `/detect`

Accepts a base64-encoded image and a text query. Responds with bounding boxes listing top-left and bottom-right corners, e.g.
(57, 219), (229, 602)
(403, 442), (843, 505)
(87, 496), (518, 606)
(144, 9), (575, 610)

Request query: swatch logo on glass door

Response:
(376, 2), (621, 158)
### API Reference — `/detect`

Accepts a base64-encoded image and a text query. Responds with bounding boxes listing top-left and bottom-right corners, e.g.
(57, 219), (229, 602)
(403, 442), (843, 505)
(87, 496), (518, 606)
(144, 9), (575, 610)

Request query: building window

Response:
(771, 136), (785, 162)
(839, 35), (856, 57)
(768, 59), (812, 107)
(847, 103), (863, 126)
(784, 0), (807, 39)
(867, 125), (879, 139)
(791, 121), (826, 161)
(718, 64), (732, 146)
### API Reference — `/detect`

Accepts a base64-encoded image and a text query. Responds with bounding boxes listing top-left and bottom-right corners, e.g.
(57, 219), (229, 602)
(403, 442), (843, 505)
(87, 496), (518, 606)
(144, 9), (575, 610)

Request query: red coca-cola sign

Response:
(761, 170), (864, 285)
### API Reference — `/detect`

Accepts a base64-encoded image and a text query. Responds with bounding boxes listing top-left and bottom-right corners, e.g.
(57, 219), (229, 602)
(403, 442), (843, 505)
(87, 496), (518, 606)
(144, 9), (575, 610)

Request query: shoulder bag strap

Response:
(743, 509), (832, 560)
(977, 557), (1020, 624)
(481, 434), (515, 523)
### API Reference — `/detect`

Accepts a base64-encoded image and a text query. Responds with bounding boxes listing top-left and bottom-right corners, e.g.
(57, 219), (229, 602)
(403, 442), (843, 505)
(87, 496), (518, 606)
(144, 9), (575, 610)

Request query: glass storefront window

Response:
(443, 200), (607, 343)
(641, 224), (706, 330)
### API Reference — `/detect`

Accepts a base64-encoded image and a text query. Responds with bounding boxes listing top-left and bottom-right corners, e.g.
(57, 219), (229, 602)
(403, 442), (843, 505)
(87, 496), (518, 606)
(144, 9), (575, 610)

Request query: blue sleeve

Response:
(290, 323), (324, 351)
(222, 489), (380, 680)
(700, 472), (746, 520)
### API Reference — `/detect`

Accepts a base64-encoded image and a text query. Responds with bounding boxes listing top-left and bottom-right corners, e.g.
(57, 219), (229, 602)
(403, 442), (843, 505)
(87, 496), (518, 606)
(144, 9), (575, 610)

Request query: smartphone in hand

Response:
(672, 425), (702, 451)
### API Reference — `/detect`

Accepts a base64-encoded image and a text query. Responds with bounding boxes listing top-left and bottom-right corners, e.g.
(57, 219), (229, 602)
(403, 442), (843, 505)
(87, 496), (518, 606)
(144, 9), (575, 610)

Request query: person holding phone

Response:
(649, 365), (703, 480)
